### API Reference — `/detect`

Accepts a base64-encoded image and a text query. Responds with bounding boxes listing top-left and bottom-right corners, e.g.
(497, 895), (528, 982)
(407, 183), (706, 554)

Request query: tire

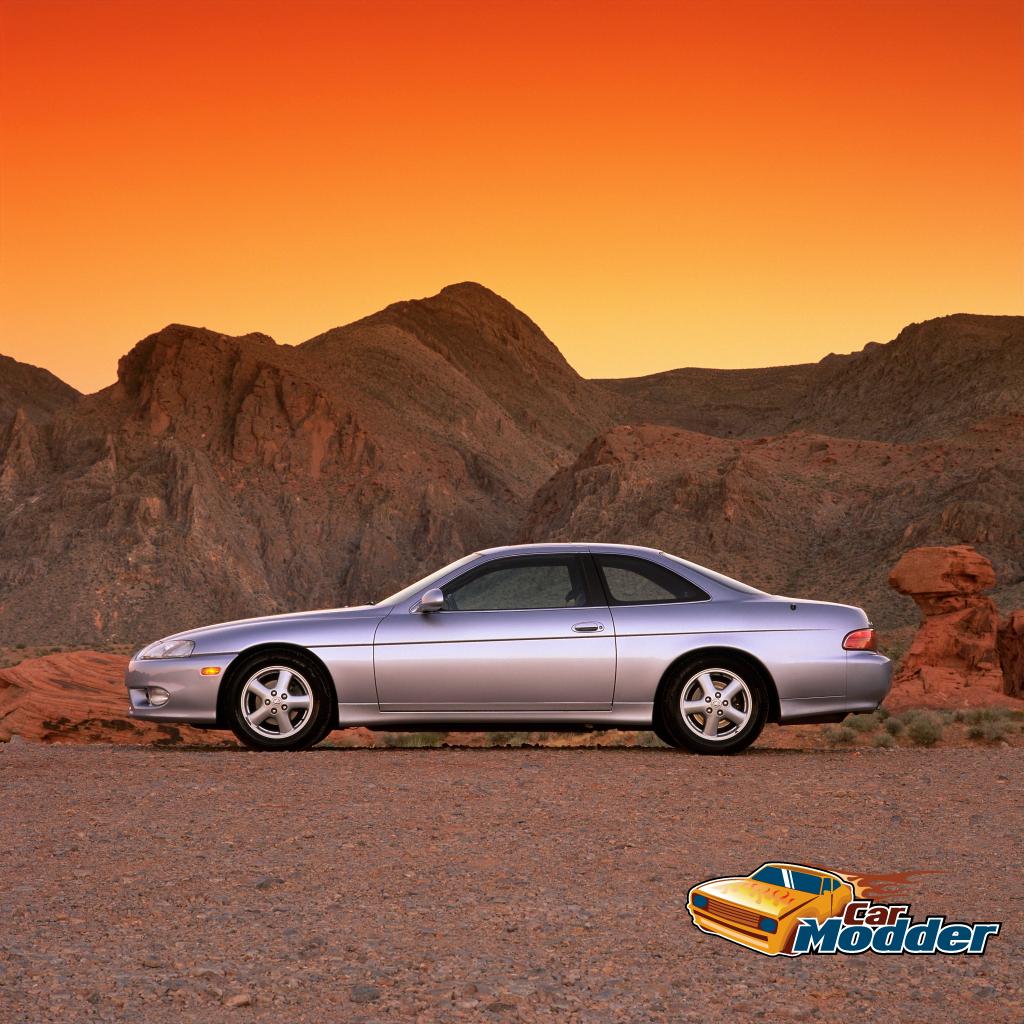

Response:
(657, 655), (769, 755)
(651, 707), (684, 748)
(306, 713), (337, 749)
(226, 650), (334, 751)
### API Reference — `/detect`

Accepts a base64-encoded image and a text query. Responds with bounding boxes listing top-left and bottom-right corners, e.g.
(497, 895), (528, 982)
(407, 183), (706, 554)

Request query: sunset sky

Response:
(1, 0), (1022, 394)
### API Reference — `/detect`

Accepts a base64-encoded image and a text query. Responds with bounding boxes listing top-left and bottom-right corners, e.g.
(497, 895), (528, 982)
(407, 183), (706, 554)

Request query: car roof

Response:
(761, 863), (841, 879)
(478, 542), (664, 557)
(473, 543), (766, 598)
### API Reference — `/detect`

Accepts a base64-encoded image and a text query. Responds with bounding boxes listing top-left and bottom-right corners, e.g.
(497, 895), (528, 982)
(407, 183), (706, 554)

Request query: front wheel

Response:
(650, 707), (680, 747)
(657, 657), (769, 755)
(226, 652), (334, 751)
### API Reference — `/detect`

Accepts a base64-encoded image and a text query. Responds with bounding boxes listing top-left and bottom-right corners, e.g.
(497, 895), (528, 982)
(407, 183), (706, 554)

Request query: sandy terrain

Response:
(1, 742), (1019, 1023)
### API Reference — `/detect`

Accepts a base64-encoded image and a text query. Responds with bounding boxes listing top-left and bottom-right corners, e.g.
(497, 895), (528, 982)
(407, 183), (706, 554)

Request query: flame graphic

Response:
(835, 870), (942, 900)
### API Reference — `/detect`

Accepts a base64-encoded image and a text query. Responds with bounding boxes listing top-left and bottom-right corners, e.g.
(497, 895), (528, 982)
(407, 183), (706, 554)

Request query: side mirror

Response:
(416, 587), (445, 613)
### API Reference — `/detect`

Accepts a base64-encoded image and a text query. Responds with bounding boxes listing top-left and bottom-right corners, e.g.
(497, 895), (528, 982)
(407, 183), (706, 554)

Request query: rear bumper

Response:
(847, 651), (892, 710)
(779, 652), (891, 723)
(125, 655), (235, 724)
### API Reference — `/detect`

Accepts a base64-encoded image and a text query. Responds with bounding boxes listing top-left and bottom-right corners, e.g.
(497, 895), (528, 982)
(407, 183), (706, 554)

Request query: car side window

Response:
(594, 554), (709, 605)
(442, 556), (591, 611)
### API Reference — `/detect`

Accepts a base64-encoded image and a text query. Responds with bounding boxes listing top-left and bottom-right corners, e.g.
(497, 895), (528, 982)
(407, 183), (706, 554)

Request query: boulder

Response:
(887, 545), (1007, 707)
(889, 545), (997, 611)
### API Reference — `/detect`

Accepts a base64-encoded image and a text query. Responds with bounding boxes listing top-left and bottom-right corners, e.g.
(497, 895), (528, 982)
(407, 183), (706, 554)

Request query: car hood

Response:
(154, 604), (387, 646)
(697, 878), (820, 919)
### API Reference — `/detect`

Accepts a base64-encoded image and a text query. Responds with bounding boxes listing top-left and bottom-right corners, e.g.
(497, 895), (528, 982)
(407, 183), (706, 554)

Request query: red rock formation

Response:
(997, 611), (1024, 699)
(887, 546), (1015, 708)
(0, 652), (224, 745)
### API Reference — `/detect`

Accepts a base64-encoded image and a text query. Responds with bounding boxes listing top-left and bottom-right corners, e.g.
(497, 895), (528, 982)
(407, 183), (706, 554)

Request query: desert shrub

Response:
(874, 707), (891, 721)
(906, 712), (943, 747)
(884, 717), (904, 736)
(967, 720), (1008, 744)
(964, 707), (1003, 726)
(380, 731), (448, 748)
(872, 733), (895, 749)
(823, 726), (857, 746)
(847, 713), (879, 733)
(486, 731), (525, 747)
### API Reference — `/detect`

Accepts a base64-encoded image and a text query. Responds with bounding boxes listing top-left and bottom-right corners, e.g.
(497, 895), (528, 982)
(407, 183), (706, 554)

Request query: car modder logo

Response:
(686, 862), (1000, 957)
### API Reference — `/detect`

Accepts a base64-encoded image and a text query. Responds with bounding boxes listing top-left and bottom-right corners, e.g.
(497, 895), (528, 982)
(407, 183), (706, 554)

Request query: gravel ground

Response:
(1, 742), (1020, 1023)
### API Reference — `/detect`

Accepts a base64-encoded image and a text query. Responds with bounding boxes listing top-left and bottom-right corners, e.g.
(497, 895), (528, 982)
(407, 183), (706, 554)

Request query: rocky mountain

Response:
(604, 314), (1024, 442)
(0, 286), (1020, 646)
(0, 285), (616, 643)
(0, 353), (80, 429)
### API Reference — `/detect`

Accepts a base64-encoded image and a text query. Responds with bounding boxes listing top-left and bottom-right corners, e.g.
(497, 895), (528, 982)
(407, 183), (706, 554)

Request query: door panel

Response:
(374, 607), (616, 710)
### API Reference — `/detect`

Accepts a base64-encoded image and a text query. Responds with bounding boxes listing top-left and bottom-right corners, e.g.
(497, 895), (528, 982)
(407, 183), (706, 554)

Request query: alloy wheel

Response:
(240, 666), (315, 739)
(679, 668), (752, 741)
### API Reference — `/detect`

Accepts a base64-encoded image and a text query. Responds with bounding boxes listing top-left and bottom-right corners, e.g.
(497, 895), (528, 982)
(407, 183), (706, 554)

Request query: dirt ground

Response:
(1, 742), (1019, 1023)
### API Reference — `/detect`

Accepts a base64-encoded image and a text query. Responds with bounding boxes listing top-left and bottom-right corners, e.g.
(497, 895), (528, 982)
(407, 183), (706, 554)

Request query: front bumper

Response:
(688, 903), (776, 953)
(125, 654), (236, 724)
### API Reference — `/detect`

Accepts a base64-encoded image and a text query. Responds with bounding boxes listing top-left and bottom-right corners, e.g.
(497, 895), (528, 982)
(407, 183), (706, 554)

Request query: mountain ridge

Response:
(1, 286), (1021, 645)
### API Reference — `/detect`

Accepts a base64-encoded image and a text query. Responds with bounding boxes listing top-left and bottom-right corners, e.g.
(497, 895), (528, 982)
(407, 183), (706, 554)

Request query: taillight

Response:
(843, 627), (876, 651)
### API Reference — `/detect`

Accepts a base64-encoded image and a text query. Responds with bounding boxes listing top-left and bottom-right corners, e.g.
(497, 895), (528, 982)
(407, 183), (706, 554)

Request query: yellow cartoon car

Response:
(687, 863), (854, 955)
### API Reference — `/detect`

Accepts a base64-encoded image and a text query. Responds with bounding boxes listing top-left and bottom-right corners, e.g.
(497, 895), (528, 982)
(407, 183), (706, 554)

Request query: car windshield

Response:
(379, 553), (482, 606)
(752, 866), (823, 894)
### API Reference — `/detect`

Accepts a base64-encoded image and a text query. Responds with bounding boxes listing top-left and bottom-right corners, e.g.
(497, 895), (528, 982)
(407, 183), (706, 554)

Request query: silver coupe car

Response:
(125, 543), (891, 753)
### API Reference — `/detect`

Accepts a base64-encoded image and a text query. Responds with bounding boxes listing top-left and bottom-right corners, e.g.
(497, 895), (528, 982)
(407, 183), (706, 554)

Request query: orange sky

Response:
(1, 0), (1022, 394)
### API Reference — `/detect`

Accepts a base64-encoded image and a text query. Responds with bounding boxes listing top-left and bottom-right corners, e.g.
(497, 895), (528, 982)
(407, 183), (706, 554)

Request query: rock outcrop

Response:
(887, 546), (1019, 707)
(997, 612), (1024, 700)
(0, 652), (223, 744)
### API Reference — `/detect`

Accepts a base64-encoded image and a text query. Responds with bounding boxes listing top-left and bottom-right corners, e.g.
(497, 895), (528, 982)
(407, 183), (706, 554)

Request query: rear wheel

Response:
(227, 652), (334, 751)
(657, 656), (769, 755)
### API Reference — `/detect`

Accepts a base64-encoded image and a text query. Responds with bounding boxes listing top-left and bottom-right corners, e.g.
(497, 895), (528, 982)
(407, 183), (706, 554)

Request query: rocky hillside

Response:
(0, 353), (80, 429)
(525, 420), (1024, 635)
(604, 314), (1023, 442)
(0, 287), (1020, 645)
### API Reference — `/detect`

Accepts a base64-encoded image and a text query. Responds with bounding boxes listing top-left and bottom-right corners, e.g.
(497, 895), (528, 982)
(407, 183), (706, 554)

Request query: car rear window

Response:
(595, 554), (708, 605)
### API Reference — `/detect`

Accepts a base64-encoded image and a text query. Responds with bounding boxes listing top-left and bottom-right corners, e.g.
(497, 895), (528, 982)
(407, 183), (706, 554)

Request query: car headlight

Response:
(140, 638), (195, 659)
(759, 917), (778, 933)
(692, 893), (708, 909)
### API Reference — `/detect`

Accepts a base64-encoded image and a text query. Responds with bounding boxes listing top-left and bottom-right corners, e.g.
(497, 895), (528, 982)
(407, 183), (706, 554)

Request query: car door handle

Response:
(572, 622), (604, 633)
